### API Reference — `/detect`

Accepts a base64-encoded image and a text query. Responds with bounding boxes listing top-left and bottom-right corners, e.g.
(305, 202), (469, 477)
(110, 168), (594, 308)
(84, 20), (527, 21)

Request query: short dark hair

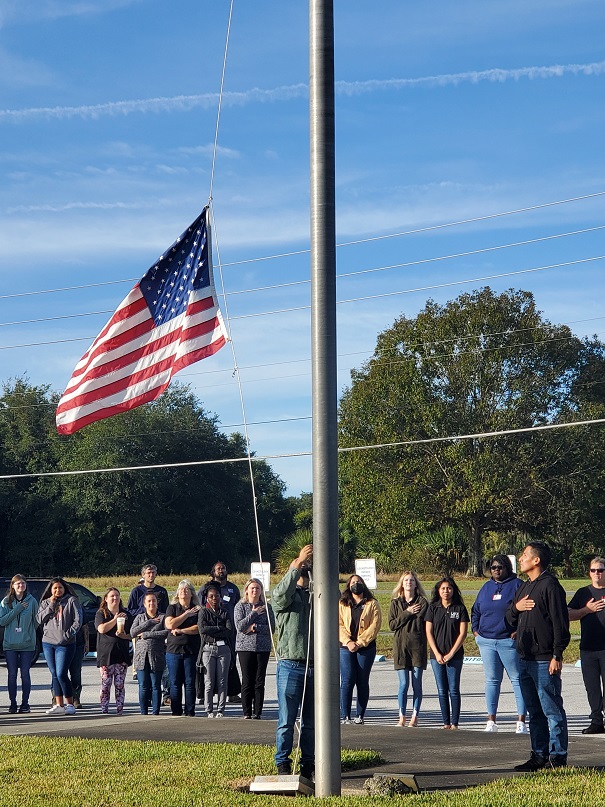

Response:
(526, 541), (552, 569)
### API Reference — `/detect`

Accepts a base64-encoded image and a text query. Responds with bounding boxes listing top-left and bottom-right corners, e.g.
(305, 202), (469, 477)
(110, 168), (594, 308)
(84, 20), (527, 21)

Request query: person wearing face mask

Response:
(389, 571), (428, 727)
(338, 574), (382, 725)
(471, 554), (527, 734)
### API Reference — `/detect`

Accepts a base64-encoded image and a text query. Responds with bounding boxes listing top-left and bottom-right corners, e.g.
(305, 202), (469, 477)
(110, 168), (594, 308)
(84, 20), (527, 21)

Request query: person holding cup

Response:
(95, 588), (132, 715)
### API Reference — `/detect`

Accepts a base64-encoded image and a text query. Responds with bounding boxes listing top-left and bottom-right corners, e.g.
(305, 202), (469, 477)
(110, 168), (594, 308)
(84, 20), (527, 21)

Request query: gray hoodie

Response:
(37, 595), (82, 646)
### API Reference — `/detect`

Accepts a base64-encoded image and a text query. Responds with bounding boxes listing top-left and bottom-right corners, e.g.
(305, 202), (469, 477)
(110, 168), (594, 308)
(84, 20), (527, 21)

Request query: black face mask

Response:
(350, 583), (364, 595)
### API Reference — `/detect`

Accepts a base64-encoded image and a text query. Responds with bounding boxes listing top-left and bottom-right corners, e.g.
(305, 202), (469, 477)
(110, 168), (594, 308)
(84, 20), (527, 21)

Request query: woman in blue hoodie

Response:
(471, 554), (526, 734)
(0, 575), (38, 714)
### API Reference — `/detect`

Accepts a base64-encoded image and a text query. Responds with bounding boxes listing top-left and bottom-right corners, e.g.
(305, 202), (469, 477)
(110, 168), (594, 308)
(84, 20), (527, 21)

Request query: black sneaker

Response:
(18, 704), (31, 714)
(300, 764), (314, 781)
(8, 704), (17, 715)
(514, 753), (549, 772)
(581, 723), (604, 734)
(276, 763), (292, 776)
(549, 755), (567, 768)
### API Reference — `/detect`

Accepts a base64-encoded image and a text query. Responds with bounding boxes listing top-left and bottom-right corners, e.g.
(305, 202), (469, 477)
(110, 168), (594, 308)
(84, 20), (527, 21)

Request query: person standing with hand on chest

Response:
(568, 557), (605, 735)
(507, 541), (570, 772)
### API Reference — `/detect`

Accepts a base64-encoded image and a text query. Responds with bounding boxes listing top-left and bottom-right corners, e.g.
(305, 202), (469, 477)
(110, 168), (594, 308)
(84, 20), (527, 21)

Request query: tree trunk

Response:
(467, 521), (484, 577)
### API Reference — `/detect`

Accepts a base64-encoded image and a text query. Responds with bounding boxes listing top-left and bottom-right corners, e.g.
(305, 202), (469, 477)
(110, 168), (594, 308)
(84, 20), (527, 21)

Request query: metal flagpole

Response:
(309, 0), (340, 797)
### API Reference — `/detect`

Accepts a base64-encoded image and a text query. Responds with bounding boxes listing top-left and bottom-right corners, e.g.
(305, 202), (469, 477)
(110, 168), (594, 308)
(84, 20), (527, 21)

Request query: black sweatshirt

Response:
(506, 571), (570, 662)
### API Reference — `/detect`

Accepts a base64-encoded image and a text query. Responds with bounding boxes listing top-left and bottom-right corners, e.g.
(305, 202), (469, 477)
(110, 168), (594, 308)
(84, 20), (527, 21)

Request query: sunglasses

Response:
(590, 569), (605, 574)
(490, 565), (504, 571)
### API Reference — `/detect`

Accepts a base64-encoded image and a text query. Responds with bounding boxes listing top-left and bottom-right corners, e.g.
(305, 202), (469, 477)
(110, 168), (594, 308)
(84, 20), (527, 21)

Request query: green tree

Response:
(338, 287), (605, 575)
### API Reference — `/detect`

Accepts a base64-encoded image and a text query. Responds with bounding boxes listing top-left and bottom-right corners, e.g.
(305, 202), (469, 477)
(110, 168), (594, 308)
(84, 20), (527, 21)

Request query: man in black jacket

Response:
(507, 541), (570, 772)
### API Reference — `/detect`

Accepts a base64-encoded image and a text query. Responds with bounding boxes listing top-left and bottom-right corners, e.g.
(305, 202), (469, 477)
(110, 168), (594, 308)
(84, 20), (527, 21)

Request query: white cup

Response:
(116, 616), (126, 634)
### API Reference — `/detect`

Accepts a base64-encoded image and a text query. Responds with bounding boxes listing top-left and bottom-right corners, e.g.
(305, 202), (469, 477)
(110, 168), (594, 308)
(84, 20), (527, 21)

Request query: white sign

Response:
(354, 558), (377, 589)
(250, 562), (271, 594)
(508, 554), (517, 574)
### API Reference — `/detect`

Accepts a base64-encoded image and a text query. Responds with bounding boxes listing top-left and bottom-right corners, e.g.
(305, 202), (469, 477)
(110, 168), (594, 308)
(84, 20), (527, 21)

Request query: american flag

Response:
(56, 207), (228, 435)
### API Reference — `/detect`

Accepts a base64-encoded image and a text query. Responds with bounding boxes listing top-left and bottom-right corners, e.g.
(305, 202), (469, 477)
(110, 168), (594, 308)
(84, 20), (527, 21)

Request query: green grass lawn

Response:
(0, 736), (599, 806)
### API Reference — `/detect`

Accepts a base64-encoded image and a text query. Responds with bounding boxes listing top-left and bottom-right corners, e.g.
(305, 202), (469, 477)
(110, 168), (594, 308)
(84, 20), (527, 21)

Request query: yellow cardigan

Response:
(338, 599), (382, 648)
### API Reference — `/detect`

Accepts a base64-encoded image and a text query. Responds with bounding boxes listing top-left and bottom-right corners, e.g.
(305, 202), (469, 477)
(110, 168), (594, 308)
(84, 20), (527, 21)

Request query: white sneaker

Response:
(215, 712), (224, 718)
(45, 704), (65, 716)
(353, 716), (364, 725)
(484, 720), (498, 733)
(516, 721), (529, 734)
(207, 712), (215, 718)
(64, 704), (77, 716)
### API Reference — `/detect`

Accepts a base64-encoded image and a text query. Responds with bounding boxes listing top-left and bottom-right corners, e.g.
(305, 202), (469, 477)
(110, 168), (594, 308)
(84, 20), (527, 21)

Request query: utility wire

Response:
(1, 416), (604, 481)
(1, 191), (604, 303)
(2, 253), (603, 350)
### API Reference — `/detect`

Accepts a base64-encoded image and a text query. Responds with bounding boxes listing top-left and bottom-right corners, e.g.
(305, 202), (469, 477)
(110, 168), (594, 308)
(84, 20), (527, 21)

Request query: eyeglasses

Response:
(590, 569), (605, 574)
(490, 565), (504, 571)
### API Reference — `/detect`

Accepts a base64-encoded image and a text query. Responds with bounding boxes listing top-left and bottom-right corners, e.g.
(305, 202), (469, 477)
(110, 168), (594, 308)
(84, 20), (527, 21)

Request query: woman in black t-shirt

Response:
(165, 580), (201, 717)
(425, 577), (469, 730)
(95, 588), (132, 715)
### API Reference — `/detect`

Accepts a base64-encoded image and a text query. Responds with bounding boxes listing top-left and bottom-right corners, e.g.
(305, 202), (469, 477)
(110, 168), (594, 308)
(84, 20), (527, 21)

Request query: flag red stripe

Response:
(58, 312), (222, 408)
(56, 335), (227, 435)
(56, 317), (224, 414)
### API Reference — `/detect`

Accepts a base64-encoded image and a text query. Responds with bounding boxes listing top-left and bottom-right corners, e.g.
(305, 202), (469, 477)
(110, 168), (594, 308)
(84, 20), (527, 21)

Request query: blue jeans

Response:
(275, 660), (314, 767)
(476, 635), (526, 717)
(138, 661), (164, 715)
(166, 653), (197, 716)
(43, 642), (76, 699)
(340, 643), (376, 719)
(4, 650), (36, 707)
(519, 658), (568, 759)
(430, 657), (463, 726)
(397, 667), (423, 717)
(51, 643), (86, 701)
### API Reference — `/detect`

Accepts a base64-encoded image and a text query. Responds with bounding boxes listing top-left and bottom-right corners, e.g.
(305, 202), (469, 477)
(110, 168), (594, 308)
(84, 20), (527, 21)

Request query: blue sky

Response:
(1, 0), (604, 495)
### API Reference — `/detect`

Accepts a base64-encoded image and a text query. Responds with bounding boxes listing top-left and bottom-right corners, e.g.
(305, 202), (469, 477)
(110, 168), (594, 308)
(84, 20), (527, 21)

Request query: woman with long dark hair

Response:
(95, 587), (132, 715)
(0, 575), (38, 714)
(472, 554), (527, 733)
(234, 578), (275, 719)
(389, 571), (428, 727)
(339, 574), (382, 725)
(425, 576), (469, 729)
(38, 577), (81, 716)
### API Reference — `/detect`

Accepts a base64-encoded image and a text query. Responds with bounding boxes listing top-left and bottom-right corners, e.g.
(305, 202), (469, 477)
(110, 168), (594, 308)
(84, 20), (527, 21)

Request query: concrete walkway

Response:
(1, 657), (604, 793)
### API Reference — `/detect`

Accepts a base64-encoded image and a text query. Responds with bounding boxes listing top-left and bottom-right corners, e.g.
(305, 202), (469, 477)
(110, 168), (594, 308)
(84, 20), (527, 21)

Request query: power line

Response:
(2, 190), (604, 304)
(3, 223), (602, 328)
(1, 415), (604, 481)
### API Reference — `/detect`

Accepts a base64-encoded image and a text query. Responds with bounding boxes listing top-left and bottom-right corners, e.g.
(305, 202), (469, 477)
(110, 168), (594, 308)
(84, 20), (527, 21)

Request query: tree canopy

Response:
(338, 287), (605, 575)
(0, 380), (293, 576)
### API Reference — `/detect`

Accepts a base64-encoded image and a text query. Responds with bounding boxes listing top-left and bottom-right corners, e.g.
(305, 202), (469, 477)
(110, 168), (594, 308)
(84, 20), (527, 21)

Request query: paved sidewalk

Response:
(1, 657), (604, 792)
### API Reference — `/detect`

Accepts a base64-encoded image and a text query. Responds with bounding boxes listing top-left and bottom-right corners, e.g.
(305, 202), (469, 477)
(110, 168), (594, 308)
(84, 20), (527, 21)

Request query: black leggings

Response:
(238, 651), (270, 717)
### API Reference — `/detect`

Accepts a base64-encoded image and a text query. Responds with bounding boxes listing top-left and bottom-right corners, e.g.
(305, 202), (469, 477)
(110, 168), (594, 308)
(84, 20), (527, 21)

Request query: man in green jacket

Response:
(273, 544), (314, 779)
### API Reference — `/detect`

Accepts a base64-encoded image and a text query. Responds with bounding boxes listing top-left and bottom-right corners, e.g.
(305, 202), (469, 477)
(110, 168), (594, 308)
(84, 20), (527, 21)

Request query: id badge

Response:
(217, 640), (225, 646)
(492, 594), (502, 601)
(223, 595), (231, 602)
(14, 627), (22, 633)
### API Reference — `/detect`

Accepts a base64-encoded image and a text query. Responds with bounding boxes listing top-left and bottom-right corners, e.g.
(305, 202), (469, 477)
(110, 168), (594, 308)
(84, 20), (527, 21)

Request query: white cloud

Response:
(2, 60), (603, 122)
(0, 0), (144, 27)
(0, 46), (55, 87)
